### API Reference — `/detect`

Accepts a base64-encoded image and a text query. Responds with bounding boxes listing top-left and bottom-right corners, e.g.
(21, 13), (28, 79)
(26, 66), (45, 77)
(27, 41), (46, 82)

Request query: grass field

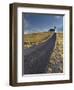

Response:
(24, 32), (63, 73)
(24, 32), (53, 48)
(48, 33), (63, 73)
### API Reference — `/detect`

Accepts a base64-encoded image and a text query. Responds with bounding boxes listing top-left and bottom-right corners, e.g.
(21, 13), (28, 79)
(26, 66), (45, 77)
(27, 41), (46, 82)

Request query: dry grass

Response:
(24, 32), (63, 73)
(24, 32), (53, 48)
(48, 33), (63, 73)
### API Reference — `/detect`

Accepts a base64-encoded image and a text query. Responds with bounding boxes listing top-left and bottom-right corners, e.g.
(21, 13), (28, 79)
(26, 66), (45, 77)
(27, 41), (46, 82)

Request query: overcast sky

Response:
(22, 13), (63, 34)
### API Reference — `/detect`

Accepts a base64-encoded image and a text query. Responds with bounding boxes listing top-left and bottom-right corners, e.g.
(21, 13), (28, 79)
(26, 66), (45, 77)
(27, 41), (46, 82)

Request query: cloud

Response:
(54, 16), (61, 19)
(56, 23), (63, 32)
(24, 31), (29, 34)
(23, 15), (63, 34)
(24, 27), (49, 34)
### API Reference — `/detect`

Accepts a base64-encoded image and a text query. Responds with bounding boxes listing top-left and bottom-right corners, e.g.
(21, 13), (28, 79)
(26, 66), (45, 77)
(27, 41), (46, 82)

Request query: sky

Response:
(22, 13), (63, 34)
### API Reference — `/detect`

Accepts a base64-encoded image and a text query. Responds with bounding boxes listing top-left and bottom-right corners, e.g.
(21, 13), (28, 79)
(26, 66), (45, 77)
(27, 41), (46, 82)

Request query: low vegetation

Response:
(48, 33), (63, 73)
(24, 32), (53, 48)
(24, 32), (63, 73)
